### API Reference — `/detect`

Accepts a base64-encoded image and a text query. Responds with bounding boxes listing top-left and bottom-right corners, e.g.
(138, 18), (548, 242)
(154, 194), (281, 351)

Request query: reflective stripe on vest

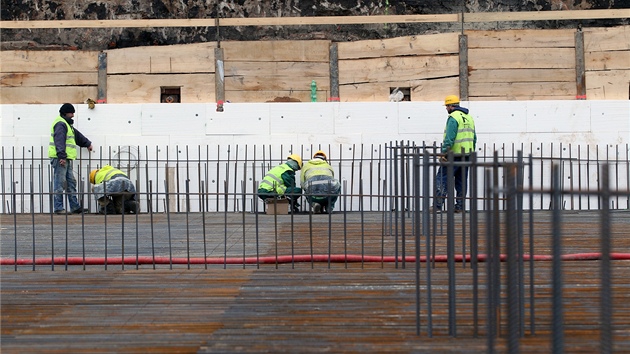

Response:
(302, 160), (333, 182)
(259, 164), (292, 194)
(448, 110), (475, 154)
(48, 116), (77, 159)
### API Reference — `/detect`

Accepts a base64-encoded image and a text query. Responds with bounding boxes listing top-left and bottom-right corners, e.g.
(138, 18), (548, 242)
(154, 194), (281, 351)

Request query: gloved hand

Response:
(439, 155), (448, 163)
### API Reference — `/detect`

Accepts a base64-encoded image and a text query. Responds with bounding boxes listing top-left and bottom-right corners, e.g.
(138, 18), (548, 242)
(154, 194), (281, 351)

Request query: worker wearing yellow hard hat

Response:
(257, 154), (303, 214)
(301, 150), (340, 214)
(430, 95), (477, 214)
(89, 165), (139, 214)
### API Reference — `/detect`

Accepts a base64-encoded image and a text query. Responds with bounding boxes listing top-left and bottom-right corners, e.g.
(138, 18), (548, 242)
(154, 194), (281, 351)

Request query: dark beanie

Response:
(59, 103), (75, 115)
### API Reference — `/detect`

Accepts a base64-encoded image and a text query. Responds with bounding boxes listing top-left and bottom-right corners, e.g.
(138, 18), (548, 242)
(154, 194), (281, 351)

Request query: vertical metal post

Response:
(551, 164), (564, 354)
(600, 164), (612, 354)
(329, 43), (339, 101)
(506, 163), (520, 353)
(97, 52), (107, 103)
(459, 34), (469, 101)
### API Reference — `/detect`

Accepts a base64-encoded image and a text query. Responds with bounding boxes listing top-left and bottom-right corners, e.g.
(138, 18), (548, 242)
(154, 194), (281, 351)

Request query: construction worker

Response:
(257, 154), (303, 214)
(431, 95), (477, 214)
(49, 103), (93, 215)
(89, 165), (139, 214)
(301, 150), (341, 214)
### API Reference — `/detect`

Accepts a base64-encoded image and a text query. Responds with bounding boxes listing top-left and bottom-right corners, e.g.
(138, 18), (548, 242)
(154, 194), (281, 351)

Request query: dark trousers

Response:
(434, 155), (470, 210)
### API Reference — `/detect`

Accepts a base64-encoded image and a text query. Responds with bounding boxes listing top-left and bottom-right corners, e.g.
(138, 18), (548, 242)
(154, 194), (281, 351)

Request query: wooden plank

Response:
(105, 43), (217, 74)
(0, 50), (97, 73)
(224, 61), (329, 77)
(469, 82), (577, 98)
(107, 74), (215, 103)
(585, 51), (630, 71)
(470, 95), (577, 101)
(0, 14), (460, 29)
(337, 33), (459, 60)
(468, 48), (575, 69)
(225, 76), (330, 91)
(464, 9), (630, 22)
(3, 11), (628, 29)
(225, 90), (328, 103)
(222, 41), (330, 62)
(585, 70), (630, 100)
(339, 77), (458, 102)
(466, 29), (575, 48)
(1, 72), (97, 87)
(584, 25), (630, 52)
(338, 55), (459, 84)
(0, 86), (96, 104)
(469, 69), (575, 83)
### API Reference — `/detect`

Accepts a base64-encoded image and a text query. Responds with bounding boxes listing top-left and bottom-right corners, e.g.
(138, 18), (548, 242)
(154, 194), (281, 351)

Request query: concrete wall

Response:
(1, 101), (629, 213)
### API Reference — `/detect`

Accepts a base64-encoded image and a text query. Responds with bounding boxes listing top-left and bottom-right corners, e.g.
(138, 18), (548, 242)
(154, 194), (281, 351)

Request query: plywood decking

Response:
(1, 211), (630, 353)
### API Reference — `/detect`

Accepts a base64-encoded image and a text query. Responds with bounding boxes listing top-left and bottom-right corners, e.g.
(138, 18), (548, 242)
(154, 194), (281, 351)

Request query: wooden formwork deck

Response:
(1, 210), (630, 353)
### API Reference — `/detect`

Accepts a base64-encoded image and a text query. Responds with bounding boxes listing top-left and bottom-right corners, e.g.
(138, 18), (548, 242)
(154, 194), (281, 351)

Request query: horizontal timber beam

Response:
(1, 9), (628, 29)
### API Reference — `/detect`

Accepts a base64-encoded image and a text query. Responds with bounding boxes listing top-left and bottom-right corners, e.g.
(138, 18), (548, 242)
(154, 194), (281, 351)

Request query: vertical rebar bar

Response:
(600, 164), (612, 354)
(551, 164), (564, 354)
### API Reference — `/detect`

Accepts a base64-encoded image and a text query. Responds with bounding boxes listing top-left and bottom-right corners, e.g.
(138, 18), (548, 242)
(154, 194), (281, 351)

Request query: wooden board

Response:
(0, 14), (460, 29)
(337, 33), (459, 60)
(469, 82), (577, 98)
(466, 29), (575, 48)
(0, 86), (97, 104)
(225, 76), (330, 91)
(469, 69), (575, 83)
(464, 9), (630, 22)
(225, 90), (328, 103)
(468, 48), (575, 69)
(470, 95), (577, 101)
(0, 50), (98, 73)
(107, 74), (215, 103)
(584, 25), (630, 52)
(1, 72), (98, 87)
(339, 77), (458, 102)
(585, 70), (630, 100)
(224, 61), (329, 78)
(222, 41), (330, 62)
(339, 55), (459, 84)
(585, 51), (630, 71)
(105, 43), (217, 74)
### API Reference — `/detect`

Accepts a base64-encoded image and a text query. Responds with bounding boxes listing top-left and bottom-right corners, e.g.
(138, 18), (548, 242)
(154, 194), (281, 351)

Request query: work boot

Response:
(428, 206), (443, 214)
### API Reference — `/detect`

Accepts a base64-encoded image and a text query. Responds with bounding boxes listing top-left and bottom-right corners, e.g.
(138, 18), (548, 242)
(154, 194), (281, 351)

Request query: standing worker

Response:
(257, 154), (303, 214)
(301, 150), (341, 214)
(49, 103), (93, 215)
(89, 165), (139, 214)
(431, 95), (476, 213)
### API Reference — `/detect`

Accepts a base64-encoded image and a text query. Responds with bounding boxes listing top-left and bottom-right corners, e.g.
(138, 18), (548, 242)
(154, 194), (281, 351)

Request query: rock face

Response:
(0, 0), (627, 50)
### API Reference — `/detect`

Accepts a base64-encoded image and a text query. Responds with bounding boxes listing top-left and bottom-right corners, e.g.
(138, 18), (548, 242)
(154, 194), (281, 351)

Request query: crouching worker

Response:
(301, 150), (341, 214)
(89, 165), (139, 214)
(257, 154), (303, 214)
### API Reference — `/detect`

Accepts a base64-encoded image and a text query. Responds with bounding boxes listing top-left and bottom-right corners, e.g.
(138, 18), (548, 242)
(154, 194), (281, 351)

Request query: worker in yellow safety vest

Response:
(89, 165), (139, 214)
(301, 150), (340, 214)
(431, 95), (477, 214)
(258, 154), (303, 214)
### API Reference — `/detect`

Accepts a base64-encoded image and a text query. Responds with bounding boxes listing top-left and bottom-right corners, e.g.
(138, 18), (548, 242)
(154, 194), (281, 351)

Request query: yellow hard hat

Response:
(444, 95), (460, 106)
(89, 169), (99, 184)
(313, 150), (327, 160)
(287, 154), (303, 169)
